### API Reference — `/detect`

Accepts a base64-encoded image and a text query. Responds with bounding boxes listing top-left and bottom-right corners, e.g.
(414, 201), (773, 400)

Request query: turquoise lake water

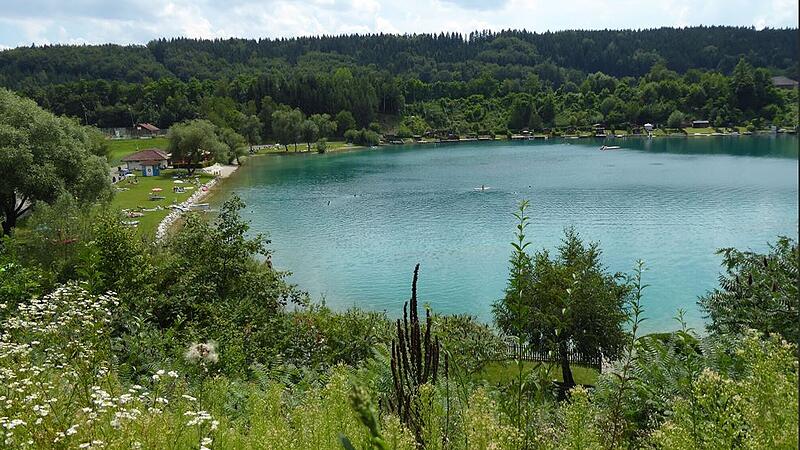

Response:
(215, 136), (798, 331)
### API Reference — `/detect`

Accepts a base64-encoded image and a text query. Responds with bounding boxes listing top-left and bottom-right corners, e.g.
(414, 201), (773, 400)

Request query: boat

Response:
(473, 185), (491, 192)
(600, 145), (621, 151)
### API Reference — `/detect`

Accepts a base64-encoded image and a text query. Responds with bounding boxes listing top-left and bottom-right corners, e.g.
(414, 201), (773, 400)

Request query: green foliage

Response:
(389, 264), (441, 446)
(158, 194), (301, 375)
(12, 194), (100, 281)
(0, 88), (111, 235)
(650, 332), (798, 449)
(494, 224), (630, 388)
(216, 126), (247, 164)
(239, 114), (262, 149)
(309, 113), (337, 139)
(272, 108), (304, 151)
(317, 137), (328, 154)
(167, 119), (228, 173)
(667, 109), (686, 128)
(300, 119), (319, 151)
(699, 236), (798, 342)
(336, 110), (357, 136)
(433, 314), (504, 375)
(344, 128), (381, 146)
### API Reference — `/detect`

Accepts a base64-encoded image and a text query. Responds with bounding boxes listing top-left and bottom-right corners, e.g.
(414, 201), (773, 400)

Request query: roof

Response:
(121, 148), (169, 162)
(137, 123), (161, 132)
(771, 76), (798, 87)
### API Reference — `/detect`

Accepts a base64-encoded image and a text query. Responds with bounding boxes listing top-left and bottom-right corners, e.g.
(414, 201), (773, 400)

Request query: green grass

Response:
(110, 169), (214, 236)
(106, 137), (169, 166)
(476, 361), (600, 386)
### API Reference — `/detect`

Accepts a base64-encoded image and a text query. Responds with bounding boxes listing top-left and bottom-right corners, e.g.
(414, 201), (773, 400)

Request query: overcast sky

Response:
(0, 0), (797, 50)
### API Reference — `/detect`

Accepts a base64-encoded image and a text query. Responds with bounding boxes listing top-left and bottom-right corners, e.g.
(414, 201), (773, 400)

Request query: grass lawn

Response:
(476, 361), (600, 386)
(110, 169), (214, 236)
(106, 137), (169, 166)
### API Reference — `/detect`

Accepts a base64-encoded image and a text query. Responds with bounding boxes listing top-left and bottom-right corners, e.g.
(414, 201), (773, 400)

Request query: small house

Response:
(643, 123), (654, 133)
(771, 76), (798, 89)
(136, 123), (161, 137)
(121, 149), (170, 176)
(692, 120), (710, 128)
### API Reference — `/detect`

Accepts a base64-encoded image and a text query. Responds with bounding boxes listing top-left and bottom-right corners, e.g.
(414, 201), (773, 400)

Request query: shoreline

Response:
(154, 163), (239, 240)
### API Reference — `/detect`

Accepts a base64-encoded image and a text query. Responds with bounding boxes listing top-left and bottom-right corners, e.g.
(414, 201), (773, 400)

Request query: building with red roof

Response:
(121, 148), (170, 176)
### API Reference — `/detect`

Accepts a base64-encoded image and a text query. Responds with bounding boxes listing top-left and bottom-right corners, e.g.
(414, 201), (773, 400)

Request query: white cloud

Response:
(0, 0), (796, 48)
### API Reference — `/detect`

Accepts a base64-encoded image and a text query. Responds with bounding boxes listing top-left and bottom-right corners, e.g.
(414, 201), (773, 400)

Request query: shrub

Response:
(650, 332), (798, 449)
(699, 236), (798, 342)
(316, 138), (328, 154)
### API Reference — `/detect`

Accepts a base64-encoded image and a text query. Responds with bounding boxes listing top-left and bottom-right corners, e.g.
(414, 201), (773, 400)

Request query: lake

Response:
(215, 136), (798, 332)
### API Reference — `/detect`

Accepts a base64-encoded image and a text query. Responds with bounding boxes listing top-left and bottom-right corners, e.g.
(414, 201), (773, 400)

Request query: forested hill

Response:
(1, 27), (796, 87)
(0, 27), (797, 134)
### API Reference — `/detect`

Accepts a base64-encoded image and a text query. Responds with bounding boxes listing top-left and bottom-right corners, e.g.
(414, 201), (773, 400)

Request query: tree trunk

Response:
(559, 341), (576, 388)
(2, 207), (16, 236)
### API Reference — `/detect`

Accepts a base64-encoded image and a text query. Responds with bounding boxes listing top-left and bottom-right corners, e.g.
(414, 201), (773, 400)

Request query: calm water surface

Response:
(215, 136), (798, 331)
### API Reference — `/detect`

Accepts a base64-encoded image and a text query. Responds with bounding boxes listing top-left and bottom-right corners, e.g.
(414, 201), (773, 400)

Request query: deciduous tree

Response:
(0, 88), (111, 235)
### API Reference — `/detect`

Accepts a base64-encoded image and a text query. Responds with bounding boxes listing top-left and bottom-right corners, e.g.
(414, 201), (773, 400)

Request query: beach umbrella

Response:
(151, 187), (163, 192)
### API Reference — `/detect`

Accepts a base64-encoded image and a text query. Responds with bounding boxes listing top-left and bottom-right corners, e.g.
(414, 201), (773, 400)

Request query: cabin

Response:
(771, 76), (798, 89)
(692, 120), (710, 128)
(121, 148), (170, 176)
(136, 123), (161, 137)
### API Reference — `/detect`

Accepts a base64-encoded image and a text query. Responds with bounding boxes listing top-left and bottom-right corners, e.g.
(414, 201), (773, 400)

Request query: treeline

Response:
(1, 27), (796, 86)
(0, 27), (797, 136)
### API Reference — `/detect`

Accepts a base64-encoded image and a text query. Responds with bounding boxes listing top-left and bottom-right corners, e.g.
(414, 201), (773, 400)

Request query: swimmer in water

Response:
(327, 200), (331, 206)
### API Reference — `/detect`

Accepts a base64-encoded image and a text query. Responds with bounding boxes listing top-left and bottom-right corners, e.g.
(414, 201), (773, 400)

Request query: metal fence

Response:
(500, 342), (603, 372)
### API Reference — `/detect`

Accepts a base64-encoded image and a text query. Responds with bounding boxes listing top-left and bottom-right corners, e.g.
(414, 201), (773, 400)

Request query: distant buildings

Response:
(771, 76), (798, 89)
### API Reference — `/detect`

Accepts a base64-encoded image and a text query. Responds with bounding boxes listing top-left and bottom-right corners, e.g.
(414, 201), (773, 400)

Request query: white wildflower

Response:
(184, 342), (219, 364)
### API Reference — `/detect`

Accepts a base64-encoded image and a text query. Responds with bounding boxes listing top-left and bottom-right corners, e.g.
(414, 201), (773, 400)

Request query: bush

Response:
(698, 236), (798, 342)
(667, 110), (686, 129)
(344, 128), (381, 146)
(316, 138), (328, 154)
(650, 332), (798, 449)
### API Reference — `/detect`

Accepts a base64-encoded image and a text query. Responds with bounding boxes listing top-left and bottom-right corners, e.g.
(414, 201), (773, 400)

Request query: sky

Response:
(0, 0), (797, 50)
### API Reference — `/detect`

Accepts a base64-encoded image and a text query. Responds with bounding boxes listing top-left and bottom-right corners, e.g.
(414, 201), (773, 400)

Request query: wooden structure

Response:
(771, 76), (798, 89)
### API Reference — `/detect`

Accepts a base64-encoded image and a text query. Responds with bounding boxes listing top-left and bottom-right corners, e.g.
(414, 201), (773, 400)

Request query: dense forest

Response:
(0, 27), (798, 138)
